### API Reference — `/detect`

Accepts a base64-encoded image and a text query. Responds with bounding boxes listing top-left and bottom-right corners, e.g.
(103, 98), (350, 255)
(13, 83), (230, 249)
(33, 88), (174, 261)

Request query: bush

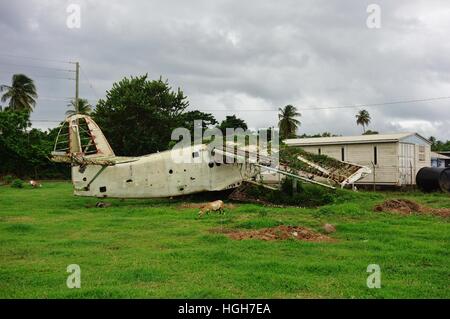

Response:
(11, 179), (24, 188)
(3, 175), (14, 184)
(243, 179), (336, 207)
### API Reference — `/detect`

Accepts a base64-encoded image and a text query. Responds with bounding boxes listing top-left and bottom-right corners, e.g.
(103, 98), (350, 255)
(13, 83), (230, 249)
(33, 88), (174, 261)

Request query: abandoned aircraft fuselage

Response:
(51, 115), (370, 198)
(72, 146), (257, 198)
(51, 115), (258, 198)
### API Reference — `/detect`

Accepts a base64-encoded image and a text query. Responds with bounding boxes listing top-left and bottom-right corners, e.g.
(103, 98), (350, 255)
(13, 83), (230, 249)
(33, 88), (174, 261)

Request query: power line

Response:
(0, 69), (75, 81)
(297, 96), (450, 111)
(193, 96), (450, 112)
(0, 62), (75, 72)
(36, 97), (70, 102)
(27, 94), (450, 124)
(37, 96), (97, 102)
(0, 53), (72, 65)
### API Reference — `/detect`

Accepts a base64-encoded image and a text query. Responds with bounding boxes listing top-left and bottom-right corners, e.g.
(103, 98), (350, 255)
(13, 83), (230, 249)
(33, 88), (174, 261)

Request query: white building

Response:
(285, 133), (431, 186)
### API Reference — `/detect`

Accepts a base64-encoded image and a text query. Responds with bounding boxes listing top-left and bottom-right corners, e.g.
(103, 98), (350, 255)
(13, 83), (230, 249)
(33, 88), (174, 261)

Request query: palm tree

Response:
(278, 105), (301, 140)
(0, 74), (37, 113)
(66, 98), (93, 116)
(356, 109), (371, 133)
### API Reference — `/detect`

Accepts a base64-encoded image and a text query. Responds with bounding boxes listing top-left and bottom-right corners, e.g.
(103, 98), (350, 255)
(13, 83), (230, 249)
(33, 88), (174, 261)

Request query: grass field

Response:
(0, 182), (449, 298)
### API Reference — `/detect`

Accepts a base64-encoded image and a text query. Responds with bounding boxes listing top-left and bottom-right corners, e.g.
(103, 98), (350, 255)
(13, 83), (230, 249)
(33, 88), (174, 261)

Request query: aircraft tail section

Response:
(51, 114), (115, 164)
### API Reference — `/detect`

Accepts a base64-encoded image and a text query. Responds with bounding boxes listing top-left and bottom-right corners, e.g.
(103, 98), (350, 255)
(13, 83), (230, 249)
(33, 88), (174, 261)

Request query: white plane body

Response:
(70, 145), (258, 198)
(51, 115), (370, 198)
(51, 115), (258, 198)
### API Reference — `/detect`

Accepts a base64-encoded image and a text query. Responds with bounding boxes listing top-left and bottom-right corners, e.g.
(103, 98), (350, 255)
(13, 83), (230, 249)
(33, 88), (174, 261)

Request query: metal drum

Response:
(416, 167), (450, 193)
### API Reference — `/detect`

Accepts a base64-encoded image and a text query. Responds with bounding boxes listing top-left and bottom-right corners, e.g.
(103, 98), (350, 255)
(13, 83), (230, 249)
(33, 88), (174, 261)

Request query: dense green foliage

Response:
(355, 109), (371, 133)
(298, 132), (337, 138)
(10, 178), (24, 188)
(219, 115), (248, 133)
(1, 182), (449, 298)
(93, 75), (217, 156)
(0, 74), (69, 180)
(0, 74), (37, 113)
(0, 110), (68, 179)
(362, 130), (379, 135)
(279, 145), (351, 177)
(65, 98), (93, 116)
(245, 179), (336, 207)
(278, 104), (301, 139)
(429, 136), (450, 152)
(179, 110), (218, 140)
(3, 175), (14, 184)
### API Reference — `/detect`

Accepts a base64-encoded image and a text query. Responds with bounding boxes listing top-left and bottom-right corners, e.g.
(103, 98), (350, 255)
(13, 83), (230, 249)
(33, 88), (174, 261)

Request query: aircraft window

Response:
(99, 186), (107, 192)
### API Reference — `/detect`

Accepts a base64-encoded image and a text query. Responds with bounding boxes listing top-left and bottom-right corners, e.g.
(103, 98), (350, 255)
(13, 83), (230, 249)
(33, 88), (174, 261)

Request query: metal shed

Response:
(284, 133), (431, 186)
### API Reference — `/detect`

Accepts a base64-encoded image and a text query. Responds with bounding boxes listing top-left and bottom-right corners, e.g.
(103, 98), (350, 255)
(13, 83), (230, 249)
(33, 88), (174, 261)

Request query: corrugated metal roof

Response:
(285, 132), (430, 146)
(431, 152), (450, 160)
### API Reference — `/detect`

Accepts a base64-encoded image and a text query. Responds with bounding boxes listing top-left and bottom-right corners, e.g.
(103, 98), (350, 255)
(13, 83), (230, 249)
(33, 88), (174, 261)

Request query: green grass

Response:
(0, 182), (449, 298)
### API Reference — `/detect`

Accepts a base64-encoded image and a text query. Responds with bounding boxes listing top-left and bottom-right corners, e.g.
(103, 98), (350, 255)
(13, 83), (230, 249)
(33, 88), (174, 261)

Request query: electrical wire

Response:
(192, 96), (450, 112)
(0, 53), (72, 64)
(2, 54), (448, 124)
(0, 62), (75, 72)
(28, 95), (450, 124)
(0, 69), (75, 81)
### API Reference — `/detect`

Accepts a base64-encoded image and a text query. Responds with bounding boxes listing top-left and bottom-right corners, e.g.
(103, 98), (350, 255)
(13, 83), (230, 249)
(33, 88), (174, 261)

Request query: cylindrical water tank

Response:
(416, 167), (450, 193)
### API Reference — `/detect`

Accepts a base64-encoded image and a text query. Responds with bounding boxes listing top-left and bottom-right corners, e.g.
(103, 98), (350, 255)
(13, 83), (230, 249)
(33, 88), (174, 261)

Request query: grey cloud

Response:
(0, 0), (449, 139)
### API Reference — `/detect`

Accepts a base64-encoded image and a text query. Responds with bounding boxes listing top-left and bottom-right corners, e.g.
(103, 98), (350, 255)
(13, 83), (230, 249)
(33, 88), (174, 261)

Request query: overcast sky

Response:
(1, 0), (449, 140)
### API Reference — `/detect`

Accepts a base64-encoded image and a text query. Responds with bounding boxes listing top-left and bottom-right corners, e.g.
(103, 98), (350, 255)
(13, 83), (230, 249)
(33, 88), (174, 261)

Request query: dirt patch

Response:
(212, 225), (335, 242)
(179, 202), (235, 210)
(374, 199), (450, 218)
(228, 186), (273, 206)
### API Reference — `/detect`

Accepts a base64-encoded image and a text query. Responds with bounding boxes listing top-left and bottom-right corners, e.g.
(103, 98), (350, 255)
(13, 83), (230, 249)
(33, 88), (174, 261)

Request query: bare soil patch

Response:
(374, 199), (450, 218)
(212, 225), (335, 242)
(228, 187), (273, 205)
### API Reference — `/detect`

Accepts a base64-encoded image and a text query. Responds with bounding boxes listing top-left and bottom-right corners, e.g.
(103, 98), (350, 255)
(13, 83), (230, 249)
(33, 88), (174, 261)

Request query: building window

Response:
(419, 145), (426, 162)
(341, 147), (345, 161)
(373, 146), (378, 165)
(318, 148), (321, 155)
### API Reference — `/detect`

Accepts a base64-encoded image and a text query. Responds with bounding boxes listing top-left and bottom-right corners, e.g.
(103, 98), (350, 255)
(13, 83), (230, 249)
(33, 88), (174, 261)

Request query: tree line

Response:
(0, 74), (68, 178)
(0, 73), (260, 178)
(1, 73), (449, 179)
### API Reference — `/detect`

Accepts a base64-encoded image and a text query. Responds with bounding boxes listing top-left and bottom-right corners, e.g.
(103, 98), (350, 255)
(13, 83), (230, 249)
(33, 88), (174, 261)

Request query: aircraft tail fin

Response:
(51, 114), (115, 163)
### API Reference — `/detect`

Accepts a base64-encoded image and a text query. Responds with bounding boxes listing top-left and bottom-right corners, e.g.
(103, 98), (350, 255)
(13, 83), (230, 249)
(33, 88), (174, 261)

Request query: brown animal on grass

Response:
(198, 200), (225, 218)
(29, 180), (42, 188)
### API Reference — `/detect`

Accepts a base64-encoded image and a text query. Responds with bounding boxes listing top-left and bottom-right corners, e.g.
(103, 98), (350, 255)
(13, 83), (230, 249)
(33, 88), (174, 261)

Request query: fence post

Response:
(371, 161), (376, 192)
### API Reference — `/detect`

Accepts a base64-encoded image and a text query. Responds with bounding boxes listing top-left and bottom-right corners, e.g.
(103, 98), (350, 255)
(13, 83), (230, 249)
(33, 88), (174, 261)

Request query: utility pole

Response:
(75, 61), (79, 114)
